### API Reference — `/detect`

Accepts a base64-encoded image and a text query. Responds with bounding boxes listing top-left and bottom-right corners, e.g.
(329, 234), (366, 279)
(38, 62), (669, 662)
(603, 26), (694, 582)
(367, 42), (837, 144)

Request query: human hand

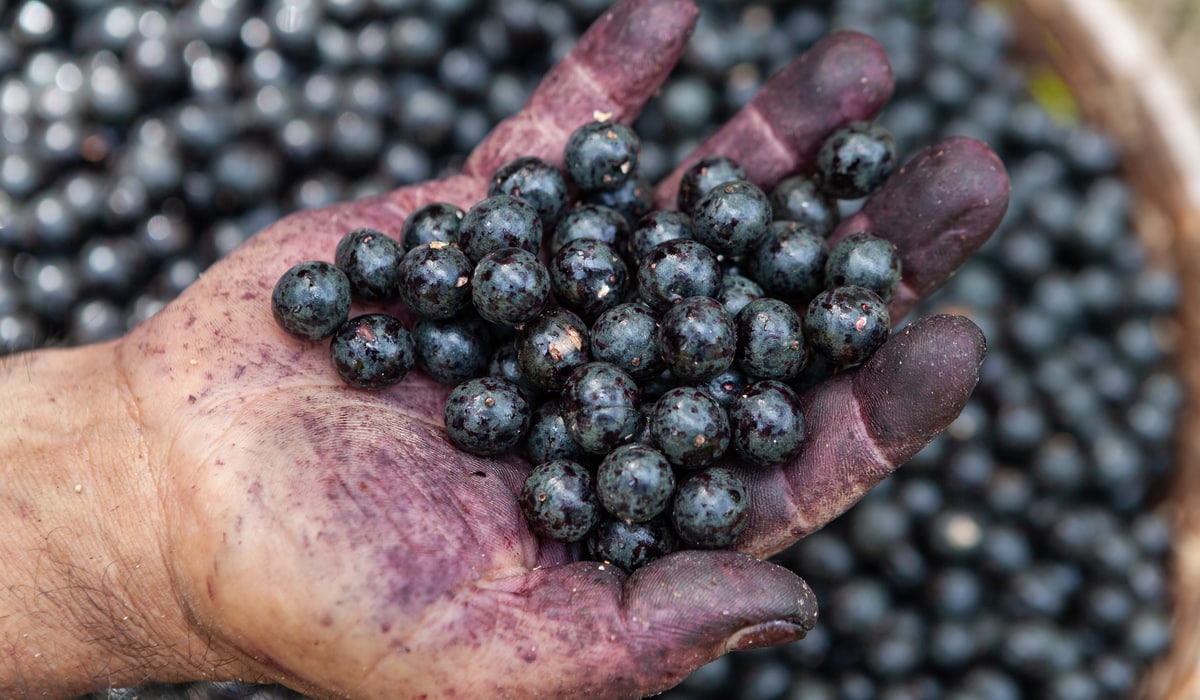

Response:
(3, 1), (1006, 697)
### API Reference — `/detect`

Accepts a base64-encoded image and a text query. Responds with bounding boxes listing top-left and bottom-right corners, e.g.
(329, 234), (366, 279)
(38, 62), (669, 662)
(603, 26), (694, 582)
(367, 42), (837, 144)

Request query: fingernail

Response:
(724, 620), (811, 653)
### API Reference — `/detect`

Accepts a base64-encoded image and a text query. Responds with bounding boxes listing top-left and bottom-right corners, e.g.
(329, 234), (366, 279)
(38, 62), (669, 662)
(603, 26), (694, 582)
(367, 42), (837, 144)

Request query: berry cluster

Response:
(271, 117), (903, 571)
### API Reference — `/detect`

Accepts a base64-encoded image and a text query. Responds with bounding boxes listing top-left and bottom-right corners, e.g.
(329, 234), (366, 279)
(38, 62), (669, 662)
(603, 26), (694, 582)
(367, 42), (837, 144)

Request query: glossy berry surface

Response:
(488, 156), (570, 229)
(471, 247), (550, 326)
(401, 202), (464, 250)
(586, 516), (678, 572)
(516, 307), (591, 390)
(271, 260), (352, 341)
(334, 228), (404, 302)
(583, 172), (653, 224)
(550, 238), (628, 321)
(564, 120), (640, 191)
(443, 376), (530, 456)
(804, 285), (891, 366)
(746, 221), (829, 303)
(596, 444), (676, 523)
(657, 295), (737, 382)
(691, 179), (773, 257)
(488, 341), (542, 403)
(825, 231), (902, 303)
(589, 302), (662, 381)
(734, 297), (807, 380)
(457, 194), (542, 263)
(525, 400), (590, 466)
(817, 120), (897, 199)
(329, 313), (416, 390)
(650, 386), (731, 468)
(412, 314), (492, 385)
(549, 203), (630, 256)
(636, 239), (723, 312)
(719, 273), (764, 318)
(769, 174), (841, 237)
(676, 155), (748, 215)
(628, 210), (693, 261)
(730, 379), (807, 468)
(696, 366), (750, 410)
(672, 467), (749, 548)
(397, 242), (474, 320)
(520, 460), (601, 543)
(560, 362), (642, 454)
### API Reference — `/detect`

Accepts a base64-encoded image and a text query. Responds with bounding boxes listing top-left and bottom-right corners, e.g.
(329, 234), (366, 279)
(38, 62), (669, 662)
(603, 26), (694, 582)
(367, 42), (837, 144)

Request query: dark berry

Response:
(488, 340), (542, 403)
(628, 209), (693, 261)
(329, 313), (416, 390)
(719, 273), (764, 318)
(746, 221), (829, 303)
(401, 201), (464, 250)
(657, 296), (737, 382)
(817, 121), (897, 199)
(471, 247), (550, 326)
(488, 155), (570, 228)
(526, 399), (591, 466)
(560, 362), (641, 454)
(334, 227), (404, 302)
(691, 179), (773, 257)
(804, 285), (891, 366)
(412, 314), (492, 385)
(549, 203), (630, 256)
(443, 376), (530, 456)
(825, 231), (902, 303)
(596, 443), (676, 523)
(516, 307), (591, 390)
(397, 242), (474, 320)
(564, 120), (640, 191)
(587, 516), (678, 572)
(550, 238), (628, 321)
(520, 459), (601, 542)
(677, 155), (748, 215)
(583, 172), (653, 223)
(735, 297), (807, 380)
(730, 380), (806, 467)
(589, 302), (662, 381)
(636, 239), (723, 312)
(672, 467), (749, 548)
(271, 260), (352, 341)
(458, 194), (542, 263)
(650, 386), (731, 468)
(770, 174), (840, 237)
(696, 366), (750, 410)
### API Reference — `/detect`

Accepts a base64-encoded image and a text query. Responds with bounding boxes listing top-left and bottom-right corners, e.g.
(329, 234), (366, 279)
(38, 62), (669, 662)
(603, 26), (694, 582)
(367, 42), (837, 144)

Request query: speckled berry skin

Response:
(488, 156), (570, 229)
(729, 380), (807, 468)
(334, 228), (404, 302)
(516, 307), (591, 390)
(520, 460), (601, 543)
(735, 297), (807, 380)
(657, 296), (737, 382)
(676, 155), (748, 215)
(401, 202), (464, 250)
(825, 231), (902, 303)
(696, 366), (749, 410)
(457, 194), (542, 263)
(596, 444), (676, 523)
(691, 179), (773, 257)
(583, 173), (653, 224)
(412, 314), (492, 385)
(271, 260), (352, 341)
(488, 341), (542, 403)
(560, 362), (641, 454)
(564, 120), (640, 192)
(589, 302), (662, 381)
(817, 120), (897, 200)
(628, 210), (693, 261)
(549, 204), (630, 256)
(803, 285), (891, 366)
(443, 376), (531, 457)
(636, 239), (723, 313)
(471, 247), (550, 326)
(397, 242), (474, 320)
(672, 467), (749, 548)
(329, 313), (416, 390)
(649, 386), (731, 469)
(746, 221), (829, 304)
(586, 516), (678, 572)
(525, 400), (591, 466)
(550, 238), (628, 321)
(769, 174), (840, 237)
(719, 273), (764, 318)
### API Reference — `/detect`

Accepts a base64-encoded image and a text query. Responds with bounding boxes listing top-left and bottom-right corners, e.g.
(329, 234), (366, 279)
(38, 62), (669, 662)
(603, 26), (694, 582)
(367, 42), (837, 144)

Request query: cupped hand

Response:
(112, 1), (1008, 697)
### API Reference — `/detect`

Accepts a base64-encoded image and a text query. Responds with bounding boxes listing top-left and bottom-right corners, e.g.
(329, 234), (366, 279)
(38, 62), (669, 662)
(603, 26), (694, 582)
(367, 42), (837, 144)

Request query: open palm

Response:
(111, 1), (1008, 697)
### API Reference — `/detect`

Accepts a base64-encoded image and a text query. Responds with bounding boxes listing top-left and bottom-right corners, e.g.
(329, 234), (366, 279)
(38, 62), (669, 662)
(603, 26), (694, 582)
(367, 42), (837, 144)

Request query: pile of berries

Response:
(271, 117), (902, 571)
